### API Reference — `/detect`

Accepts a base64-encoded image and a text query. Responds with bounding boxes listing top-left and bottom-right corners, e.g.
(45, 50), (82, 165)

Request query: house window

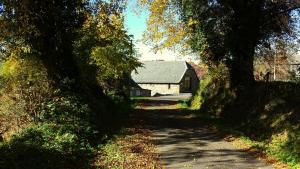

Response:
(168, 84), (171, 89)
(183, 76), (191, 90)
(136, 90), (140, 96)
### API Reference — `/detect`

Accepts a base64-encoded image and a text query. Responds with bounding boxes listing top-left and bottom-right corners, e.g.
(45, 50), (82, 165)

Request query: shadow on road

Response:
(132, 99), (272, 169)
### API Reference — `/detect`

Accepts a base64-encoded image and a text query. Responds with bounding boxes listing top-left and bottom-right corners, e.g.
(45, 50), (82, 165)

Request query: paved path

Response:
(134, 93), (192, 102)
(136, 100), (273, 169)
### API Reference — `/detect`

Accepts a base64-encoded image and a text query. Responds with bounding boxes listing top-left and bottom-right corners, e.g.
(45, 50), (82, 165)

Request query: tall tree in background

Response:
(140, 0), (300, 87)
(180, 0), (300, 86)
(254, 37), (300, 81)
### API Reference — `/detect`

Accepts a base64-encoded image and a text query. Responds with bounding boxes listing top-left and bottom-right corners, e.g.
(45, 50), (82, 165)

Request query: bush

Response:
(0, 123), (94, 169)
(0, 57), (51, 137)
(190, 63), (234, 117)
(0, 92), (104, 169)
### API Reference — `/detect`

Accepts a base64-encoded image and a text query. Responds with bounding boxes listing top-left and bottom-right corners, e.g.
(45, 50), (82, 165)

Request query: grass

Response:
(201, 117), (300, 169)
(178, 100), (189, 109)
(226, 132), (294, 169)
(130, 97), (152, 100)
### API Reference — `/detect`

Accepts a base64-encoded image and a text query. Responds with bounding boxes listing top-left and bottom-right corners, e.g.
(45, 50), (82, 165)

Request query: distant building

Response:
(128, 78), (151, 97)
(130, 61), (199, 96)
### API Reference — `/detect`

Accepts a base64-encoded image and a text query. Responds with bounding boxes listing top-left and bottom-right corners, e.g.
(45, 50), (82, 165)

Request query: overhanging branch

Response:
(276, 6), (300, 15)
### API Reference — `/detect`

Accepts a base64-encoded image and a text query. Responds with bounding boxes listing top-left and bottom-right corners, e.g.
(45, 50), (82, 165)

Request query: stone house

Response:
(129, 78), (151, 97)
(131, 61), (199, 96)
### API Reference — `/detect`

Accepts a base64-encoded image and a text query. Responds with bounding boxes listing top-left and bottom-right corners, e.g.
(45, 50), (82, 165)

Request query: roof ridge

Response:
(177, 62), (189, 83)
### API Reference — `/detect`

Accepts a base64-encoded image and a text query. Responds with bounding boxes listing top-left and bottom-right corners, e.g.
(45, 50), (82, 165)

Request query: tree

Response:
(254, 37), (300, 81)
(0, 0), (138, 132)
(182, 0), (300, 86)
(138, 0), (191, 52)
(141, 0), (300, 87)
(74, 1), (141, 96)
(0, 0), (86, 88)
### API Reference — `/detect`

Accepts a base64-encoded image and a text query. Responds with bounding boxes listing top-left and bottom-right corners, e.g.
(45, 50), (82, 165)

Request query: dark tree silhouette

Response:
(0, 0), (86, 88)
(180, 0), (300, 87)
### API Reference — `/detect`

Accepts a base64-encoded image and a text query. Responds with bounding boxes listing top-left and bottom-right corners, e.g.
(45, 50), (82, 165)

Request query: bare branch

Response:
(276, 6), (300, 15)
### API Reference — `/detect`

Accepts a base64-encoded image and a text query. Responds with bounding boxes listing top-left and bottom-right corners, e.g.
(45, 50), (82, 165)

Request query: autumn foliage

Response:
(0, 1), (139, 169)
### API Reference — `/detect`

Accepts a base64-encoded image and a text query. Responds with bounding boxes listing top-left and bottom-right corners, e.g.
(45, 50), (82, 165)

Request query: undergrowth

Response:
(0, 90), (133, 169)
(0, 93), (98, 169)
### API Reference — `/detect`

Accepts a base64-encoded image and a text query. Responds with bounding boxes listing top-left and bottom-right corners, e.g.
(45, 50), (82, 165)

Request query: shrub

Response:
(190, 63), (233, 117)
(0, 57), (51, 137)
(0, 123), (94, 169)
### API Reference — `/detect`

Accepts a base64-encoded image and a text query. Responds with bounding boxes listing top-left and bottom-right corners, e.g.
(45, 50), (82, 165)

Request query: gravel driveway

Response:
(137, 100), (273, 169)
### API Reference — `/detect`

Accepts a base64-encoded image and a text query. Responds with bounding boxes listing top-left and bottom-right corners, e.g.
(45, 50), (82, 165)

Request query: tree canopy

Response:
(0, 0), (87, 86)
(0, 0), (140, 140)
(0, 0), (140, 93)
(140, 0), (300, 86)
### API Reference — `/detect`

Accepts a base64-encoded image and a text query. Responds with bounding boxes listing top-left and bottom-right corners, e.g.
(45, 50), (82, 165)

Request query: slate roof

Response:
(131, 61), (189, 84)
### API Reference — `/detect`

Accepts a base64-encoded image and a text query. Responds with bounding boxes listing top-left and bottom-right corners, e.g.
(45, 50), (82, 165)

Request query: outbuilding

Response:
(131, 61), (199, 96)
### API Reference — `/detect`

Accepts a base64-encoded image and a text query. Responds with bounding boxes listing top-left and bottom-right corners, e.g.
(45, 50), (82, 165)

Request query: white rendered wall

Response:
(138, 84), (180, 96)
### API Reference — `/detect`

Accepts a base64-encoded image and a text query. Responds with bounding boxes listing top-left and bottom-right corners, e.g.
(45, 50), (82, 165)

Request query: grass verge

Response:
(210, 120), (300, 169)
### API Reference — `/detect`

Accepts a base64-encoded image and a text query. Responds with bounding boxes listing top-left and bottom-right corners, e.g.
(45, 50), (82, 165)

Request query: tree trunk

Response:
(38, 37), (81, 91)
(229, 47), (255, 87)
(226, 2), (262, 88)
(228, 24), (257, 88)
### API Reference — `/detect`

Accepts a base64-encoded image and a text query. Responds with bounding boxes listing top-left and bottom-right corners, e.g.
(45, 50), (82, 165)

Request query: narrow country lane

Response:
(134, 99), (273, 169)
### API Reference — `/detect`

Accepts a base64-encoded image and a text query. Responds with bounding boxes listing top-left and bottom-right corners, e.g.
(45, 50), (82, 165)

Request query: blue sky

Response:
(124, 0), (148, 41)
